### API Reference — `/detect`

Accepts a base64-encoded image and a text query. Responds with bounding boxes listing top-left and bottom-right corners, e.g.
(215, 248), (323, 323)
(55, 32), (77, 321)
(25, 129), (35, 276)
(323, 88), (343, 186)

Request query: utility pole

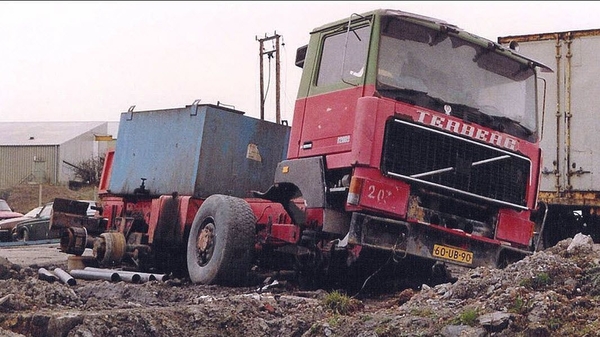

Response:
(257, 32), (281, 124)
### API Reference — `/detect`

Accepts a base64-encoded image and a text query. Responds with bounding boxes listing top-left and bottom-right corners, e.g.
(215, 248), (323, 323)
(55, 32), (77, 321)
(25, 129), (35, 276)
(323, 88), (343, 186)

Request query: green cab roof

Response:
(310, 8), (552, 72)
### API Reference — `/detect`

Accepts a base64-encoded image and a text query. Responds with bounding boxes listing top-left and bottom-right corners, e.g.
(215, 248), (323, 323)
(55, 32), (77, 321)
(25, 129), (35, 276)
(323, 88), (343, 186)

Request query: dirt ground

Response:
(1, 184), (97, 215)
(0, 235), (599, 336)
(1, 185), (600, 336)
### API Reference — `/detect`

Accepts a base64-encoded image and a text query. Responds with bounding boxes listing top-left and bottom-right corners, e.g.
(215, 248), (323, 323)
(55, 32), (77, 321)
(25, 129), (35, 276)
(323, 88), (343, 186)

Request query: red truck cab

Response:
(258, 9), (549, 285)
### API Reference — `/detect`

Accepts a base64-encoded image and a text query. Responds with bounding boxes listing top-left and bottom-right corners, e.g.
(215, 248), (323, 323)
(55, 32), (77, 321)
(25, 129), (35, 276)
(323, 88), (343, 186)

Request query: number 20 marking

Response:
(367, 184), (390, 203)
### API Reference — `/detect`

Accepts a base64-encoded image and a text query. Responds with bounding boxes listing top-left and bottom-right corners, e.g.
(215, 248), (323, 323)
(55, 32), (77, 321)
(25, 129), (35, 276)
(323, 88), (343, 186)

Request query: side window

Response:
(316, 26), (370, 86)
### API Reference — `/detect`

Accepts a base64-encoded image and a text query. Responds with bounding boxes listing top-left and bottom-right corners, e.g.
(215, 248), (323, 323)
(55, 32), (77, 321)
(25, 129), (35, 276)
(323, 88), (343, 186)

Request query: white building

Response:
(0, 122), (118, 189)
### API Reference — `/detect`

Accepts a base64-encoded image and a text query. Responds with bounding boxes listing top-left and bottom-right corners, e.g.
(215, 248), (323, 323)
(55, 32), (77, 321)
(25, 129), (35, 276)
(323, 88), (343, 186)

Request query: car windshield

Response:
(24, 206), (43, 217)
(0, 200), (11, 212)
(38, 204), (53, 218)
(377, 17), (537, 140)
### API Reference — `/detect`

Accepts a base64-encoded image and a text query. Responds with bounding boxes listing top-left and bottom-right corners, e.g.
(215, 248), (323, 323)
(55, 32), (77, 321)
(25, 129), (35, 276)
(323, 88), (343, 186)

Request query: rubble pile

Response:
(0, 234), (599, 336)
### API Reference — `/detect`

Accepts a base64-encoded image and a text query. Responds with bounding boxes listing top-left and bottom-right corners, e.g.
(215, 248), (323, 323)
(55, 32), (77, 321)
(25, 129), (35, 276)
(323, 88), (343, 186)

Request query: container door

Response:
(516, 32), (600, 194)
(563, 34), (600, 192)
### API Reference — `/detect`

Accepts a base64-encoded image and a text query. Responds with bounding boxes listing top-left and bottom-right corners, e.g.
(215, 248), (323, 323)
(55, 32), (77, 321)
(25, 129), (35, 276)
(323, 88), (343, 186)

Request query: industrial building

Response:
(0, 122), (118, 189)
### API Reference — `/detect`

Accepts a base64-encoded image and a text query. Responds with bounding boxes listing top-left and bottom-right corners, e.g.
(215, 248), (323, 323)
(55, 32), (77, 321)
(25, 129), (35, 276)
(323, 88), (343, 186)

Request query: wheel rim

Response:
(94, 232), (126, 264)
(196, 221), (215, 267)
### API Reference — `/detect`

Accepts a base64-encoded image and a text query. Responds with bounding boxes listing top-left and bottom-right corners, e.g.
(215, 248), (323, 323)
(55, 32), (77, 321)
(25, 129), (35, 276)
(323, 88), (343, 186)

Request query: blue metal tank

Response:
(108, 103), (290, 198)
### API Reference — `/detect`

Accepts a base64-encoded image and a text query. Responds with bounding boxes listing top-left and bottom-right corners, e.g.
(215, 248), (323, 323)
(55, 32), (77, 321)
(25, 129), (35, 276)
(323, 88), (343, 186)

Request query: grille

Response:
(381, 119), (530, 208)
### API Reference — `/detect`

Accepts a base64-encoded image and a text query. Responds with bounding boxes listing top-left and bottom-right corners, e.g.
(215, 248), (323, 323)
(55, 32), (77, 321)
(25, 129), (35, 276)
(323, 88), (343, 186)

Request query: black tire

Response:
(186, 194), (256, 286)
(16, 228), (29, 242)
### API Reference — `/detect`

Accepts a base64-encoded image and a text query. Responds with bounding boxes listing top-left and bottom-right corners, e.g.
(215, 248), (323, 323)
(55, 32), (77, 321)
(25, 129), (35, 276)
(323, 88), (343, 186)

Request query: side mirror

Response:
(295, 45), (308, 68)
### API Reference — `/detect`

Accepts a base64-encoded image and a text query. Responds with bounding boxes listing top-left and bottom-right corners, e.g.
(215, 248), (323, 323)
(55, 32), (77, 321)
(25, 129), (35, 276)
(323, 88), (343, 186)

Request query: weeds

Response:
(453, 307), (479, 326)
(582, 264), (600, 296)
(520, 272), (552, 289)
(323, 290), (361, 315)
(509, 295), (530, 314)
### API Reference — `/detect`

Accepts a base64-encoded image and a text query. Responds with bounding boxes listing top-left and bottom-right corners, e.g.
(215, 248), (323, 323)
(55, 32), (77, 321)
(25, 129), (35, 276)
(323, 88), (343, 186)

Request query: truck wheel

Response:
(187, 194), (256, 286)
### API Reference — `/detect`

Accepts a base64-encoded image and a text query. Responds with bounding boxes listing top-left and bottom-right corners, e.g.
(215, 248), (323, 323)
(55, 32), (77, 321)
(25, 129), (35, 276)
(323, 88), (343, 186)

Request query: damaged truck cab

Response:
(52, 9), (549, 288)
(257, 9), (548, 282)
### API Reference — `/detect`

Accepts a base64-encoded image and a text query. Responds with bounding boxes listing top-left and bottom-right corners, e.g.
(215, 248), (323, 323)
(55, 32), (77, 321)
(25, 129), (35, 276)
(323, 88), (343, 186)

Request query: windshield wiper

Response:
(378, 88), (430, 106)
(488, 115), (533, 137)
(380, 88), (428, 98)
(379, 89), (535, 139)
(381, 90), (490, 125)
(428, 99), (495, 127)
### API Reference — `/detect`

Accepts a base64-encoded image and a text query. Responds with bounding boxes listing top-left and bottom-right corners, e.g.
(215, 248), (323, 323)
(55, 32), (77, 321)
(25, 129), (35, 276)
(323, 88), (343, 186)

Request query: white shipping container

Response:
(499, 29), (600, 206)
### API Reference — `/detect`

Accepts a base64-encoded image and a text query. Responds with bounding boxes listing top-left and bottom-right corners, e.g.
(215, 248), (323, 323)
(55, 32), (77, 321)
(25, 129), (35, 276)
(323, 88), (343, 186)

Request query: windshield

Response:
(39, 204), (53, 218)
(377, 17), (537, 141)
(24, 206), (42, 217)
(0, 200), (11, 212)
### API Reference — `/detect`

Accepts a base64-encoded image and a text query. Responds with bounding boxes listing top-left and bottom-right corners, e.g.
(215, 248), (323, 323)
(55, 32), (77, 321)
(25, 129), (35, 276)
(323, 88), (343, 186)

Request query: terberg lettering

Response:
(416, 110), (518, 151)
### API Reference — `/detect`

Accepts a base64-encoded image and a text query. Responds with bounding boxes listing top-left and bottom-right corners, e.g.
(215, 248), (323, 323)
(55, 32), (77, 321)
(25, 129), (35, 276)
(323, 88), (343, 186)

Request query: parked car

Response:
(0, 205), (43, 241)
(0, 199), (23, 221)
(11, 200), (97, 242)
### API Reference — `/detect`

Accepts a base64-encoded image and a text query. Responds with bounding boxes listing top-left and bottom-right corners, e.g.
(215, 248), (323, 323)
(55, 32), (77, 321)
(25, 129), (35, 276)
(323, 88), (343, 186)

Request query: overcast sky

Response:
(2, 1), (599, 123)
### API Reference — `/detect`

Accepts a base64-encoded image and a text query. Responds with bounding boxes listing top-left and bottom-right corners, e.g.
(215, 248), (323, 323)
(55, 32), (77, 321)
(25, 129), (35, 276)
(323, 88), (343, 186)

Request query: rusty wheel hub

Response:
(196, 223), (215, 266)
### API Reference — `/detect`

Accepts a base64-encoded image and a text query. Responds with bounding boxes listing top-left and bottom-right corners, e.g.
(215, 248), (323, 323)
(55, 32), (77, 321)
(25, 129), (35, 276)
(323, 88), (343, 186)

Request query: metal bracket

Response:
(191, 99), (201, 116)
(125, 105), (136, 121)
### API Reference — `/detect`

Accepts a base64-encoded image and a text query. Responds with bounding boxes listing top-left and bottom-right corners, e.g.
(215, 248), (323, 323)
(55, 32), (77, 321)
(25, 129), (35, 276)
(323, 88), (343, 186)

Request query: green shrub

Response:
(520, 272), (551, 289)
(455, 307), (479, 326)
(323, 290), (360, 315)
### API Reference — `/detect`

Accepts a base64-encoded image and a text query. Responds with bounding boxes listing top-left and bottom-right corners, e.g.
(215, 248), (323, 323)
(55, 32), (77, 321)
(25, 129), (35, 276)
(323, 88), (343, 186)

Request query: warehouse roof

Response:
(0, 122), (115, 146)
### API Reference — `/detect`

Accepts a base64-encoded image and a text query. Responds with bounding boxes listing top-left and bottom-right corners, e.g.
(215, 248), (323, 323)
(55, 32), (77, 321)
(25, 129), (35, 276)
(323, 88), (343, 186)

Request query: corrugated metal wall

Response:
(0, 145), (58, 189)
(0, 123), (117, 190)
